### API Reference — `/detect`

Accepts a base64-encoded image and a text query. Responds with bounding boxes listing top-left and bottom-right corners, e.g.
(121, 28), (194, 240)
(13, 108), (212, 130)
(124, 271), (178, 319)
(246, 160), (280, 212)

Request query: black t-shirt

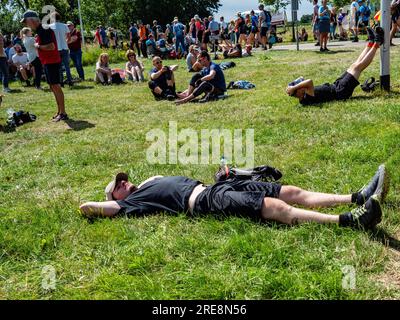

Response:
(300, 83), (337, 105)
(116, 176), (201, 216)
(150, 67), (171, 89)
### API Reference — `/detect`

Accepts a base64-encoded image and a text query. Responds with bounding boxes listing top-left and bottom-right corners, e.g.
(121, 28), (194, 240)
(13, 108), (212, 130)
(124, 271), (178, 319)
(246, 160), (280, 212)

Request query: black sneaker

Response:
(166, 95), (176, 101)
(374, 26), (385, 45)
(59, 113), (69, 121)
(352, 37), (359, 42)
(374, 164), (390, 204)
(347, 195), (382, 230)
(366, 27), (375, 42)
(354, 165), (384, 205)
(315, 42), (320, 46)
(320, 47), (324, 52)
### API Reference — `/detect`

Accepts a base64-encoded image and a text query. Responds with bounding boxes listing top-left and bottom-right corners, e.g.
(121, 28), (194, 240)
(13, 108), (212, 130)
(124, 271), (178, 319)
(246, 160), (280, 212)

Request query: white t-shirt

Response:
(50, 22), (70, 51)
(12, 52), (29, 65)
(23, 36), (38, 62)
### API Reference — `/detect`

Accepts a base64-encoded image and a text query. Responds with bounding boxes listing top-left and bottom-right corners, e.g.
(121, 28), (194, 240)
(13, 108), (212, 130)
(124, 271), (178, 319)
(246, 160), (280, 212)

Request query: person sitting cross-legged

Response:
(79, 164), (389, 232)
(175, 50), (226, 105)
(287, 27), (384, 106)
(148, 56), (178, 100)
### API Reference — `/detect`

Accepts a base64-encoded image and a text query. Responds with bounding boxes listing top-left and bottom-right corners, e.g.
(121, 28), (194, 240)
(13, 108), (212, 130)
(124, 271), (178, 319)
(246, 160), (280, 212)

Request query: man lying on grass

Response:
(80, 164), (389, 231)
(175, 51), (226, 105)
(286, 26), (384, 106)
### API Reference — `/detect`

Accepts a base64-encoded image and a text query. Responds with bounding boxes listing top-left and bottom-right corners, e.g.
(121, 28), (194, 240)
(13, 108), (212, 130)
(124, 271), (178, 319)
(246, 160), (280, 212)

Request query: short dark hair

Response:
(199, 50), (210, 61)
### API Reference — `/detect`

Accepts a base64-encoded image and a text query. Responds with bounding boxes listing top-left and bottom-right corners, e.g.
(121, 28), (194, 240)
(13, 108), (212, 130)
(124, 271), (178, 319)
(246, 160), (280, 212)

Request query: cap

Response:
(20, 10), (39, 23)
(105, 172), (129, 201)
(66, 21), (74, 25)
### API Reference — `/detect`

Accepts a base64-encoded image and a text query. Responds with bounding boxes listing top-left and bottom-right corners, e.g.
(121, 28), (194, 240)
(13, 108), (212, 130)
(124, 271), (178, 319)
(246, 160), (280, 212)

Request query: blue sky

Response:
(217, 0), (314, 20)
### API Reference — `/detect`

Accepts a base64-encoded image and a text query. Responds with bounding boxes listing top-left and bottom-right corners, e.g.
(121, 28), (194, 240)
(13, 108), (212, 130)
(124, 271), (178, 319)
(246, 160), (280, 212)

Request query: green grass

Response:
(1, 46), (400, 299)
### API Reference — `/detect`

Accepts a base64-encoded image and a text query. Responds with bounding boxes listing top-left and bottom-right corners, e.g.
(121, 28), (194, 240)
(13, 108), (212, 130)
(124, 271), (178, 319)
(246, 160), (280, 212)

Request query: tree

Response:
(300, 14), (312, 23)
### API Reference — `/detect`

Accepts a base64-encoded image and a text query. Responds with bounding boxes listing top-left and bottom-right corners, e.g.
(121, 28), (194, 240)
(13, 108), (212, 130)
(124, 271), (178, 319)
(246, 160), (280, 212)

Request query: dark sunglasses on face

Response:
(155, 60), (162, 64)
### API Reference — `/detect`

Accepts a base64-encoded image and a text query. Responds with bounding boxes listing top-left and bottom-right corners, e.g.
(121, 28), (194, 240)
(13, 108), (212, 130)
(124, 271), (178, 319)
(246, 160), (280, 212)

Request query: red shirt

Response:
(35, 24), (61, 65)
(68, 29), (82, 51)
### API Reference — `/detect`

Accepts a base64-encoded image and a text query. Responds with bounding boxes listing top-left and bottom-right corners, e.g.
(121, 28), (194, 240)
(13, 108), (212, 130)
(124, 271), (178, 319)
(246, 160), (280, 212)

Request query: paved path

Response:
(270, 38), (400, 51)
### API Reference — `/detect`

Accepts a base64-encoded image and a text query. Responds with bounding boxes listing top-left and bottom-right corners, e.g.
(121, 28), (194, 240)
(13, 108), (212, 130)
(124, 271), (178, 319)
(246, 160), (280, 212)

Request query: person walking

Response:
(318, 0), (331, 52)
(67, 21), (85, 81)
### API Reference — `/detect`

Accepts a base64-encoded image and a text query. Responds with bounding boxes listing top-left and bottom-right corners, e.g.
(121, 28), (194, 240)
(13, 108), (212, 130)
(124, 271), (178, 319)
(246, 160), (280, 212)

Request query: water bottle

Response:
(220, 156), (229, 177)
(6, 108), (15, 118)
(288, 76), (304, 87)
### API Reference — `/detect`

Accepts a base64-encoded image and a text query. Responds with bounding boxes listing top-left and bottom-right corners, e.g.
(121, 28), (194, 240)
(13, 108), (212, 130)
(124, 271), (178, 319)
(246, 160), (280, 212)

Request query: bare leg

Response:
(347, 45), (379, 80)
(261, 198), (339, 225)
(354, 45), (372, 64)
(279, 186), (351, 208)
(50, 84), (65, 114)
(19, 68), (28, 80)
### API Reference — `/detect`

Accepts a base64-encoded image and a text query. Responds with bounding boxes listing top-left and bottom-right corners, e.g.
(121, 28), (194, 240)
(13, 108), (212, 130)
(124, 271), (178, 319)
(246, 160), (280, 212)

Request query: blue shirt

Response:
(200, 62), (226, 91)
(318, 6), (331, 21)
(158, 38), (166, 48)
(359, 5), (371, 22)
(129, 26), (138, 38)
(146, 38), (157, 49)
(251, 15), (258, 27)
(208, 20), (220, 32)
(173, 22), (185, 38)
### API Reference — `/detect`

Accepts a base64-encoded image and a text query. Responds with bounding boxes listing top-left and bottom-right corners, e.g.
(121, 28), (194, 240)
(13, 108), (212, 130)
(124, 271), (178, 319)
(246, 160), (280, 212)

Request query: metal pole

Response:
(291, 10), (295, 42)
(296, 14), (299, 51)
(380, 0), (390, 91)
(77, 0), (85, 48)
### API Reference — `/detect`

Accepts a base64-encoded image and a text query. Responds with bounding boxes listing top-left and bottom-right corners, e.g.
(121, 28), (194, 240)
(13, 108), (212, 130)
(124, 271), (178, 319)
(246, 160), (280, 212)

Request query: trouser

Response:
(175, 36), (186, 54)
(130, 38), (140, 56)
(190, 73), (223, 98)
(59, 49), (72, 83)
(69, 48), (85, 80)
(140, 41), (148, 58)
(30, 57), (43, 88)
(0, 57), (9, 89)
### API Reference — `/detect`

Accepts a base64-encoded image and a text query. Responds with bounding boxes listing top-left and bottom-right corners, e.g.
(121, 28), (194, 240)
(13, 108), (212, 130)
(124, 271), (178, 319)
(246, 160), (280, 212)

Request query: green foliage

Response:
(300, 14), (313, 23)
(81, 46), (126, 67)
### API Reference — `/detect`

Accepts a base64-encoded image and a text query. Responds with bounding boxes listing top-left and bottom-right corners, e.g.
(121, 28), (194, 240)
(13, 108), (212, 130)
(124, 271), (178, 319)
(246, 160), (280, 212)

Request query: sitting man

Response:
(79, 164), (389, 232)
(148, 56), (178, 100)
(157, 33), (172, 59)
(175, 50), (226, 104)
(12, 44), (33, 86)
(146, 34), (161, 57)
(287, 27), (384, 105)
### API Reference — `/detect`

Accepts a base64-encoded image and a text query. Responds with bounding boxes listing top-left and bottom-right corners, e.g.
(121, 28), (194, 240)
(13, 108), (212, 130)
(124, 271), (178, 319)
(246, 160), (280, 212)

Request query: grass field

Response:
(0, 45), (400, 299)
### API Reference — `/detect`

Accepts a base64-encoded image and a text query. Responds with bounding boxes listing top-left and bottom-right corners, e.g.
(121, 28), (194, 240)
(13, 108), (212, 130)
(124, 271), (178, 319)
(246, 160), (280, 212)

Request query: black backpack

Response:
(111, 72), (123, 84)
(215, 164), (283, 183)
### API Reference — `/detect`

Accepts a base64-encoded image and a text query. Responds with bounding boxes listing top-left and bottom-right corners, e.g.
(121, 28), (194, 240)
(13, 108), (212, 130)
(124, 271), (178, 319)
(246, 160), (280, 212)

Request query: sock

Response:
(339, 212), (353, 227)
(351, 193), (358, 203)
(367, 42), (374, 47)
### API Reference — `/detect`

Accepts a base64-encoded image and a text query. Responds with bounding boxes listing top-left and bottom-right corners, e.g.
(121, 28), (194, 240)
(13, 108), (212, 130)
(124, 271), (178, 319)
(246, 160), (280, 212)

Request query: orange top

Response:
(139, 26), (147, 41)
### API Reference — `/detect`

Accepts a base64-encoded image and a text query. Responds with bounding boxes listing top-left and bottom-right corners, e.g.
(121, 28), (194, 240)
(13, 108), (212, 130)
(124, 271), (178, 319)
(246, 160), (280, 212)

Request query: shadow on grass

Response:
(65, 119), (95, 131)
(68, 85), (95, 90)
(7, 88), (24, 94)
(370, 227), (400, 252)
(315, 49), (356, 54)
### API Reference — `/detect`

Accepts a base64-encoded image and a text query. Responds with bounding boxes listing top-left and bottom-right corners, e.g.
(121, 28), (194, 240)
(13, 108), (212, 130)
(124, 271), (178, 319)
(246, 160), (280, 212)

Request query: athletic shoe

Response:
(3, 87), (11, 93)
(374, 26), (385, 46)
(166, 95), (175, 101)
(324, 48), (329, 52)
(59, 113), (69, 121)
(315, 42), (320, 46)
(354, 165), (383, 205)
(320, 47), (324, 52)
(374, 164), (390, 204)
(352, 37), (359, 42)
(366, 27), (375, 42)
(347, 195), (382, 230)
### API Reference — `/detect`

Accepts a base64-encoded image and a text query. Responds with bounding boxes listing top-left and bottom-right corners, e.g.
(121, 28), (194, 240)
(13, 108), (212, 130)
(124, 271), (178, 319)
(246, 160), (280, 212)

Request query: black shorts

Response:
(44, 63), (61, 85)
(333, 71), (360, 100)
(193, 180), (282, 219)
(260, 26), (269, 37)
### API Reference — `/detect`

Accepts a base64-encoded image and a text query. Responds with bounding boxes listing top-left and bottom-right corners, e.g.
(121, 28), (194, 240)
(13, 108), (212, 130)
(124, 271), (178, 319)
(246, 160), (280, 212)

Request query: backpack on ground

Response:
(215, 164), (283, 183)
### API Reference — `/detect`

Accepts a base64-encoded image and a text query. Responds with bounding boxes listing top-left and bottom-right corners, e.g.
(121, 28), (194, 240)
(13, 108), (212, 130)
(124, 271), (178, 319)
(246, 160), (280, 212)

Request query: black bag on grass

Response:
(215, 164), (283, 183)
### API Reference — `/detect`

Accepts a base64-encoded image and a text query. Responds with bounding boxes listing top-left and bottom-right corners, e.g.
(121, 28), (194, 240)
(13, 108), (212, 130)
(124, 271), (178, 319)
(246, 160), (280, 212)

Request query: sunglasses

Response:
(155, 60), (162, 64)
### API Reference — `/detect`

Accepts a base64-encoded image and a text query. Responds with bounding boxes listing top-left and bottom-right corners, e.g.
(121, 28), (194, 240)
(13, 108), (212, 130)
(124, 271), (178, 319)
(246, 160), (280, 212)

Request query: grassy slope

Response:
(0, 46), (399, 299)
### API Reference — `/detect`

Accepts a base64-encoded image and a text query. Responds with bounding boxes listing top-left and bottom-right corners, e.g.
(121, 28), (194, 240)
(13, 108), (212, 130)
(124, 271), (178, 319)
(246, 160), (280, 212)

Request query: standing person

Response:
(235, 12), (247, 47)
(338, 8), (348, 40)
(100, 25), (108, 48)
(330, 7), (338, 40)
(350, 0), (360, 42)
(248, 10), (259, 46)
(129, 23), (140, 55)
(358, 0), (371, 35)
(108, 27), (117, 49)
(390, 0), (400, 46)
(207, 16), (220, 52)
(312, 0), (320, 46)
(138, 21), (148, 59)
(94, 26), (103, 48)
(50, 12), (72, 86)
(195, 16), (204, 45)
(173, 17), (186, 57)
(0, 32), (11, 93)
(228, 20), (236, 44)
(258, 4), (271, 50)
(165, 24), (174, 45)
(318, 0), (331, 52)
(22, 10), (68, 122)
(152, 20), (160, 41)
(67, 21), (85, 81)
(189, 18), (197, 44)
(21, 27), (42, 89)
